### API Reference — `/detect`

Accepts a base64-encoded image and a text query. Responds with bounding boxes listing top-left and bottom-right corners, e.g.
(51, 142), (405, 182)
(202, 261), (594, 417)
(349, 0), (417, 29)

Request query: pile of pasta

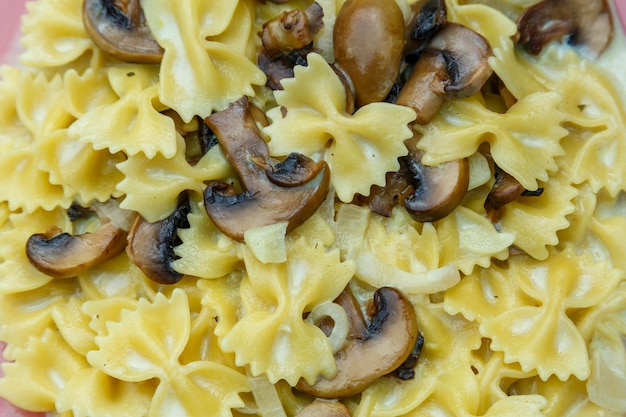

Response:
(1, 0), (626, 416)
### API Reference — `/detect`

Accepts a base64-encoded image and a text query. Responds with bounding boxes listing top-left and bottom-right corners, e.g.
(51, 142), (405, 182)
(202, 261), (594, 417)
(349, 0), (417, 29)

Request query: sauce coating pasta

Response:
(1, 0), (626, 416)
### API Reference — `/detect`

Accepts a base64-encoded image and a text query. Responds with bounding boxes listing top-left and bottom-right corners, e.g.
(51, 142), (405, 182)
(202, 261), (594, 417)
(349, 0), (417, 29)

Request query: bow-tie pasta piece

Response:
(480, 247), (623, 381)
(20, 0), (93, 68)
(497, 170), (578, 260)
(414, 91), (567, 193)
(221, 236), (355, 386)
(56, 368), (155, 417)
(435, 206), (515, 275)
(172, 201), (241, 280)
(556, 61), (626, 197)
(69, 65), (179, 159)
(0, 328), (88, 412)
(264, 53), (417, 203)
(87, 289), (250, 417)
(141, 0), (265, 123)
(444, 261), (536, 324)
(116, 137), (231, 222)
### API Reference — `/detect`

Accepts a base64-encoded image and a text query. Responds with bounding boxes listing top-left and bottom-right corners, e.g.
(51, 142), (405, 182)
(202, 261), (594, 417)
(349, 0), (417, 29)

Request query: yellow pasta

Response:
(0, 0), (625, 416)
(265, 53), (417, 202)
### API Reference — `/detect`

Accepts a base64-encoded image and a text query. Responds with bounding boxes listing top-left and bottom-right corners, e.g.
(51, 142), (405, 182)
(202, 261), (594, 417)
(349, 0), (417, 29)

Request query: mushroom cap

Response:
(426, 22), (493, 98)
(397, 23), (493, 124)
(297, 287), (419, 399)
(83, 0), (163, 63)
(403, 148), (470, 223)
(203, 97), (330, 241)
(26, 222), (127, 279)
(517, 0), (613, 59)
(333, 0), (405, 106)
(126, 195), (190, 285)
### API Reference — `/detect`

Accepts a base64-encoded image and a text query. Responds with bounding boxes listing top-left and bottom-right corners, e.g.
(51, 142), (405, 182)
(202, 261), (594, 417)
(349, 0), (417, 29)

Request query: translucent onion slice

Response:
(306, 302), (350, 354)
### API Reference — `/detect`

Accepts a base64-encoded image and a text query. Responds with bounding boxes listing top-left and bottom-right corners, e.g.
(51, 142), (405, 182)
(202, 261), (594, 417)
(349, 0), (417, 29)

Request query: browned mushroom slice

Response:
(83, 0), (163, 63)
(126, 195), (191, 284)
(427, 23), (493, 97)
(404, 148), (470, 223)
(297, 287), (419, 399)
(397, 23), (493, 124)
(203, 96), (330, 241)
(296, 400), (352, 417)
(404, 0), (447, 57)
(26, 222), (127, 279)
(261, 3), (324, 59)
(333, 0), (405, 106)
(258, 3), (324, 90)
(396, 50), (449, 125)
(353, 156), (415, 217)
(391, 330), (424, 380)
(484, 166), (543, 223)
(516, 0), (613, 59)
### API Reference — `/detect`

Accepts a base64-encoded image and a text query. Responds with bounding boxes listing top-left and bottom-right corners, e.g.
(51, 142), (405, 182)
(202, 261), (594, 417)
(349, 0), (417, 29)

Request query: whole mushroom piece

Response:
(203, 96), (330, 242)
(297, 287), (419, 399)
(83, 0), (163, 63)
(333, 0), (406, 107)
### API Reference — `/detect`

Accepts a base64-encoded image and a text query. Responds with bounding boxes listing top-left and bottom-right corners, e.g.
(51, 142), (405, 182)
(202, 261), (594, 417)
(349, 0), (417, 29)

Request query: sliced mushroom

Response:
(26, 222), (127, 279)
(391, 330), (424, 380)
(397, 23), (493, 124)
(353, 166), (413, 218)
(333, 0), (405, 106)
(484, 166), (543, 223)
(297, 287), (419, 399)
(258, 3), (324, 90)
(83, 0), (163, 63)
(261, 2), (324, 59)
(516, 0), (613, 59)
(396, 50), (449, 125)
(126, 194), (191, 284)
(203, 96), (330, 241)
(404, 0), (447, 58)
(403, 146), (470, 223)
(296, 400), (352, 417)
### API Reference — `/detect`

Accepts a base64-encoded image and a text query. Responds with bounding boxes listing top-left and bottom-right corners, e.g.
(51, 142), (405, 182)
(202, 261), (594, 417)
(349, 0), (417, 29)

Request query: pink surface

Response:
(0, 0), (27, 64)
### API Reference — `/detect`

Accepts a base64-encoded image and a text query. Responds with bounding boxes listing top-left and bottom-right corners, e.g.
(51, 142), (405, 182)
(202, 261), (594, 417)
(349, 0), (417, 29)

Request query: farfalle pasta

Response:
(1, 0), (626, 416)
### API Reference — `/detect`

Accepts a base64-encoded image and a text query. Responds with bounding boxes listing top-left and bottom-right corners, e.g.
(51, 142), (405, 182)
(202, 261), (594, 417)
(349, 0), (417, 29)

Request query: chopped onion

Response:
(248, 371), (288, 417)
